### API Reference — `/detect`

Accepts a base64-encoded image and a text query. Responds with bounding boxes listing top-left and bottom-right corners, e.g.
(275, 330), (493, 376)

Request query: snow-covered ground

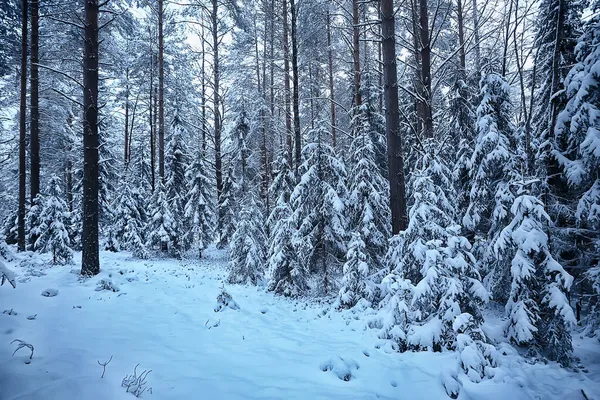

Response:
(1, 248), (599, 400)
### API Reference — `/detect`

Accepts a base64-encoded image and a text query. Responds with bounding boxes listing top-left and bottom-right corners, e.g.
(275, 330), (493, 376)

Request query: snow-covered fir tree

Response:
(291, 124), (348, 295)
(163, 113), (190, 254)
(146, 183), (179, 256)
(216, 164), (238, 249)
(108, 173), (148, 258)
(347, 101), (390, 271)
(554, 6), (600, 306)
(337, 232), (374, 308)
(31, 176), (73, 265)
(227, 194), (267, 285)
(184, 151), (214, 258)
(376, 148), (492, 378)
(464, 73), (519, 302)
(267, 156), (307, 297)
(493, 180), (575, 365)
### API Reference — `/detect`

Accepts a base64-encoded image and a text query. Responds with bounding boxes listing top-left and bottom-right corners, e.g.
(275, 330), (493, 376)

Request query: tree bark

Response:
(149, 51), (155, 192)
(418, 0), (433, 139)
(30, 0), (40, 205)
(327, 8), (337, 148)
(456, 0), (466, 71)
(124, 68), (130, 165)
(18, 0), (28, 252)
(158, 0), (165, 183)
(472, 0), (482, 76)
(282, 0), (293, 168)
(212, 0), (223, 202)
(81, 0), (100, 276)
(381, 0), (408, 233)
(290, 0), (301, 175)
(352, 0), (362, 108)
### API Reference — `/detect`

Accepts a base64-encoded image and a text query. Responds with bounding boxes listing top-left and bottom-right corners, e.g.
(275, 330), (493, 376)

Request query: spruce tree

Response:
(33, 176), (73, 265)
(493, 181), (575, 366)
(291, 124), (348, 294)
(337, 232), (374, 308)
(146, 183), (178, 256)
(217, 164), (238, 249)
(109, 174), (148, 258)
(184, 151), (214, 258)
(227, 195), (267, 285)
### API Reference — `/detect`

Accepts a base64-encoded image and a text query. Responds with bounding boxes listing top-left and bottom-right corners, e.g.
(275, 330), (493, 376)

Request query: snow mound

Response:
(214, 286), (239, 312)
(41, 288), (58, 297)
(95, 278), (120, 292)
(320, 356), (360, 381)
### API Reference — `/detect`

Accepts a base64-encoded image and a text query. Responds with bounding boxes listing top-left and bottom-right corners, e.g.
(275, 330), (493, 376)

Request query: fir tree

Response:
(217, 164), (238, 249)
(164, 114), (190, 254)
(291, 124), (348, 294)
(146, 183), (179, 256)
(227, 195), (267, 285)
(493, 181), (575, 365)
(184, 151), (214, 258)
(109, 174), (148, 258)
(33, 176), (73, 265)
(337, 232), (375, 308)
(347, 103), (390, 271)
(554, 7), (600, 292)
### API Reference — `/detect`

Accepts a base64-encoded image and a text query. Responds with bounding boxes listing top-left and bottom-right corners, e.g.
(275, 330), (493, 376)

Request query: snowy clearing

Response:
(1, 248), (599, 400)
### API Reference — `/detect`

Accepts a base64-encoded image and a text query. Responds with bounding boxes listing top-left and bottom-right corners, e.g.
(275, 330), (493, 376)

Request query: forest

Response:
(0, 0), (599, 398)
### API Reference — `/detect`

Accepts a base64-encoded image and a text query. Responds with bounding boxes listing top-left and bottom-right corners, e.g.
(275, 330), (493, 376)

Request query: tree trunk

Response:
(201, 22), (207, 154)
(81, 0), (100, 276)
(158, 0), (165, 183)
(212, 0), (223, 203)
(30, 0), (40, 205)
(352, 0), (362, 108)
(472, 0), (482, 76)
(381, 0), (408, 233)
(149, 52), (155, 192)
(18, 0), (28, 252)
(327, 8), (337, 148)
(124, 68), (130, 165)
(418, 0), (433, 139)
(290, 0), (301, 175)
(282, 0), (293, 168)
(456, 0), (466, 71)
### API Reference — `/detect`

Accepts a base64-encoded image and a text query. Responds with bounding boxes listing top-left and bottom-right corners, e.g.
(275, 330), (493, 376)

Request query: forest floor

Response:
(0, 247), (599, 400)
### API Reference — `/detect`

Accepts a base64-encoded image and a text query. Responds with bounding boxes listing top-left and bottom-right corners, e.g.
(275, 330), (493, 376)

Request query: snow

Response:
(1, 248), (599, 400)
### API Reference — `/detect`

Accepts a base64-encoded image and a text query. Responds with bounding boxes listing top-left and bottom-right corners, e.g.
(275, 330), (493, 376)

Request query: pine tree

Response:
(291, 124), (348, 294)
(33, 176), (73, 265)
(493, 181), (575, 365)
(267, 156), (295, 234)
(227, 195), (267, 285)
(184, 151), (214, 258)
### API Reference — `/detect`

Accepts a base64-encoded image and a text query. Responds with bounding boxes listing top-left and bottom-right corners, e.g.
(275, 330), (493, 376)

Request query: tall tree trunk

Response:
(149, 53), (155, 192)
(283, 0), (293, 168)
(124, 69), (130, 165)
(158, 0), (165, 183)
(30, 0), (40, 205)
(472, 0), (482, 76)
(501, 0), (513, 78)
(18, 0), (28, 252)
(290, 0), (301, 175)
(418, 0), (433, 139)
(201, 22), (207, 154)
(352, 0), (362, 108)
(212, 0), (223, 202)
(381, 0), (408, 233)
(327, 8), (337, 148)
(81, 0), (100, 276)
(456, 0), (466, 71)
